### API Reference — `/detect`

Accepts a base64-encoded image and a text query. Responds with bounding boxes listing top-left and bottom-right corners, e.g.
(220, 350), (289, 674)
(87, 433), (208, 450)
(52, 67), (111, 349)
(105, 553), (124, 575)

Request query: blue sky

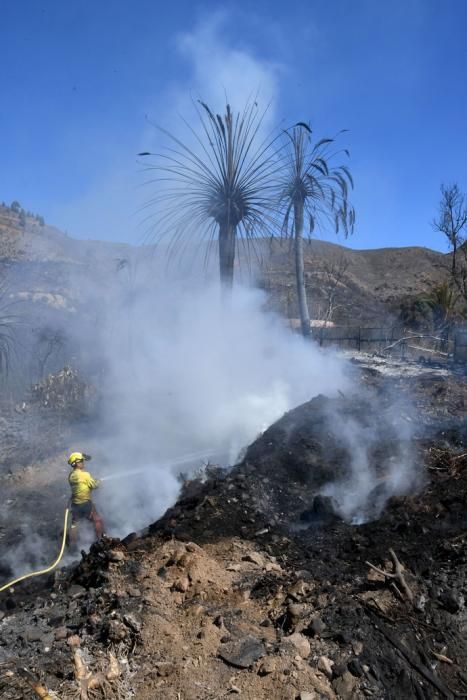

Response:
(1, 0), (466, 251)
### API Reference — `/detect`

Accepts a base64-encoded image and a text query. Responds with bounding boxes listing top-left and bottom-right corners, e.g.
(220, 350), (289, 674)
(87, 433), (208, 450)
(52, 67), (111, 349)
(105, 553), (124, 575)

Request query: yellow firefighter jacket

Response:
(68, 469), (101, 505)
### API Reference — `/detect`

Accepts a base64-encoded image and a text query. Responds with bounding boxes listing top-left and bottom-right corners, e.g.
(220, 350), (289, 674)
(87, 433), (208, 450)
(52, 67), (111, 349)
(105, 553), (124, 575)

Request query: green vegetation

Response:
(0, 200), (45, 226)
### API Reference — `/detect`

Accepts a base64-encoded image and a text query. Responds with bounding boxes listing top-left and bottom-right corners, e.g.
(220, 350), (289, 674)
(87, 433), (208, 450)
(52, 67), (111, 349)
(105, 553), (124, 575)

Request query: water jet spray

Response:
(99, 448), (220, 482)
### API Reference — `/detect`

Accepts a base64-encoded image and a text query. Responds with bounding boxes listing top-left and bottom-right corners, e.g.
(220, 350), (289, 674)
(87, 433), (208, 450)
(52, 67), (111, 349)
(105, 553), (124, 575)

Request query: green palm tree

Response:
(139, 100), (280, 291)
(277, 124), (355, 336)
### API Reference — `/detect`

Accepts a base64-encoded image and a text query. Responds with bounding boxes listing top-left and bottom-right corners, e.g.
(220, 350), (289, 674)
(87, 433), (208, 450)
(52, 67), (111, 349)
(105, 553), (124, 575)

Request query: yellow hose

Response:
(0, 508), (70, 594)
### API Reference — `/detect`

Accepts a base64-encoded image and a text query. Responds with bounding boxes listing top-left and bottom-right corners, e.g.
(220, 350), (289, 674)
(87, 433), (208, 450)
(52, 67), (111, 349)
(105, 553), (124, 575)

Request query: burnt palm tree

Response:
(0, 281), (21, 377)
(277, 124), (355, 336)
(423, 281), (464, 330)
(139, 100), (280, 291)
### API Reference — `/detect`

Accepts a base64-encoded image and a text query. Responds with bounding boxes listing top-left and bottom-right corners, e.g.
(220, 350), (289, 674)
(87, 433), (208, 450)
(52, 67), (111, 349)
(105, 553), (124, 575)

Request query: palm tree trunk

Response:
(451, 239), (457, 276)
(293, 199), (311, 337)
(219, 221), (236, 290)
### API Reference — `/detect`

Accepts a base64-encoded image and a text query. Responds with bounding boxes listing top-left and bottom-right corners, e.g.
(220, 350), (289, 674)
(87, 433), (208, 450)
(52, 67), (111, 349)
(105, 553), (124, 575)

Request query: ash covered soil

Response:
(1, 359), (467, 700)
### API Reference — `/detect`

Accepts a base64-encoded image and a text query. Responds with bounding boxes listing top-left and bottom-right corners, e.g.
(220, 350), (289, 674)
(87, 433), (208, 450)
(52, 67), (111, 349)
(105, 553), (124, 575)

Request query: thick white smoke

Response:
(319, 396), (420, 523)
(95, 279), (353, 537)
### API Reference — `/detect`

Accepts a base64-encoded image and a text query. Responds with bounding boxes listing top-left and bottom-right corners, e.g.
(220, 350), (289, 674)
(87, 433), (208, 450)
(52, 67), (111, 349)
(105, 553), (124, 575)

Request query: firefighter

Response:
(67, 452), (105, 546)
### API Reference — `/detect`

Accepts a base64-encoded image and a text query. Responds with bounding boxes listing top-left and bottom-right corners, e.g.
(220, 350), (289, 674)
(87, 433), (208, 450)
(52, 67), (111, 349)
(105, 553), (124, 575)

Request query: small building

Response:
(288, 318), (335, 330)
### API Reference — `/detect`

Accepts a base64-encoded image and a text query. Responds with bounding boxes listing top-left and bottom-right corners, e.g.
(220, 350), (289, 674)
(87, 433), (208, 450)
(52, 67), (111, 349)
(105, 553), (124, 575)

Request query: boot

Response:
(91, 510), (105, 539)
(69, 523), (79, 551)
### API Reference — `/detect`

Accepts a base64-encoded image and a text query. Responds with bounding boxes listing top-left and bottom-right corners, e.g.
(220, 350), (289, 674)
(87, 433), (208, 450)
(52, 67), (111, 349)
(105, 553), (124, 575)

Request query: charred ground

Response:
(0, 358), (466, 700)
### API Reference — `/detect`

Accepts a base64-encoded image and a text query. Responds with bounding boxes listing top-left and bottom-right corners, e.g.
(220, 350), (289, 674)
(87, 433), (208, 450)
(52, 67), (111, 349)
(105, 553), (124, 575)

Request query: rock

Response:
(189, 604), (205, 617)
(123, 614), (141, 633)
(265, 561), (283, 573)
(186, 542), (202, 552)
(332, 662), (348, 678)
(172, 576), (190, 592)
(68, 585), (86, 599)
(108, 550), (125, 563)
(440, 589), (462, 613)
(286, 603), (305, 629)
(287, 580), (308, 601)
(334, 630), (352, 645)
(155, 661), (175, 677)
(257, 656), (278, 675)
(227, 564), (242, 572)
(41, 633), (54, 647)
(352, 641), (363, 656)
(255, 527), (269, 536)
(333, 671), (358, 699)
(67, 635), (81, 647)
(317, 655), (334, 679)
(54, 626), (68, 641)
(367, 568), (386, 583)
(121, 532), (138, 546)
(309, 616), (325, 637)
(24, 627), (43, 642)
(281, 686), (298, 700)
(219, 636), (266, 669)
(295, 570), (313, 581)
(281, 632), (311, 659)
(104, 620), (127, 643)
(166, 545), (187, 566)
(127, 587), (141, 598)
(348, 659), (364, 678)
(242, 552), (264, 568)
(415, 594), (427, 612)
(299, 693), (319, 700)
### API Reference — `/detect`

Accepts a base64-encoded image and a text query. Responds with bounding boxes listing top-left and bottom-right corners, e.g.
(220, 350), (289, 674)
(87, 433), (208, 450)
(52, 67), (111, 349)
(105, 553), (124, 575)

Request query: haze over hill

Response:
(0, 203), (451, 334)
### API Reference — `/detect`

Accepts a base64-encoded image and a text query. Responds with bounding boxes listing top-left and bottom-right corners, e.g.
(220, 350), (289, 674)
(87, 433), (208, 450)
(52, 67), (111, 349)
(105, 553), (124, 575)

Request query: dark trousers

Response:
(70, 501), (104, 543)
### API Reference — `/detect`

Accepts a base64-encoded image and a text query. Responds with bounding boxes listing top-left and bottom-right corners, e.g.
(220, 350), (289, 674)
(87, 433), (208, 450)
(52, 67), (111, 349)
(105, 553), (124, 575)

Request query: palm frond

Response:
(142, 99), (282, 285)
(294, 122), (312, 133)
(0, 285), (22, 377)
(277, 124), (355, 241)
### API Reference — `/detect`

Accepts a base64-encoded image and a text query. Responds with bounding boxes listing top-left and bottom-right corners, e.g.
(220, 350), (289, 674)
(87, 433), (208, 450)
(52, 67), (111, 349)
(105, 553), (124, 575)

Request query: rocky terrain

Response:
(0, 357), (466, 700)
(0, 204), (453, 336)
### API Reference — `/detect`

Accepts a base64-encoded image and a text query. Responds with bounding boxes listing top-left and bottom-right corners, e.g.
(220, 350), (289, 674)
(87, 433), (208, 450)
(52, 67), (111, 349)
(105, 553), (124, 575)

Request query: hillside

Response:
(256, 239), (450, 325)
(0, 205), (452, 331)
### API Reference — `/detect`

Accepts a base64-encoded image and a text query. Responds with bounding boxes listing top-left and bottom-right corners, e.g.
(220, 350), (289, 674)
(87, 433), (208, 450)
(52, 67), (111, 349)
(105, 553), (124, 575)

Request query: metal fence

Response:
(309, 325), (466, 363)
(454, 327), (467, 362)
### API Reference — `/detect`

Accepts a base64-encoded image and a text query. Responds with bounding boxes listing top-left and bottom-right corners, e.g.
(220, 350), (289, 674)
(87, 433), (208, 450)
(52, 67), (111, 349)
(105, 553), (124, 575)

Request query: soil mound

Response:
(1, 368), (467, 699)
(243, 392), (418, 523)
